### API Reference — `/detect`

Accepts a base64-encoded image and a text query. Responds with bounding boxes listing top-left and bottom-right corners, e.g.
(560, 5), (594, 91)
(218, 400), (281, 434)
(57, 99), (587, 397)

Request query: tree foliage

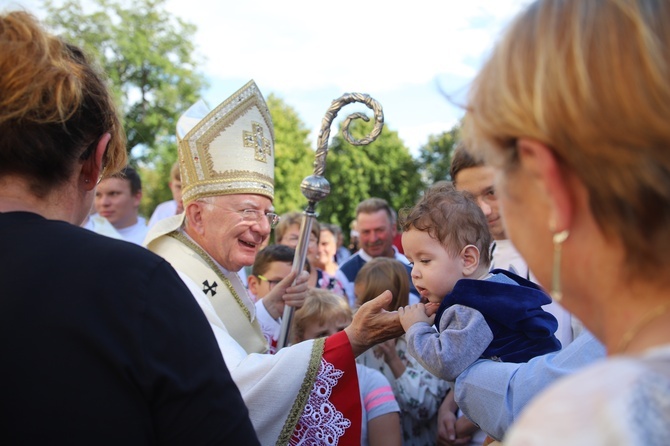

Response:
(317, 118), (425, 234)
(267, 94), (315, 216)
(417, 122), (462, 184)
(42, 0), (207, 216)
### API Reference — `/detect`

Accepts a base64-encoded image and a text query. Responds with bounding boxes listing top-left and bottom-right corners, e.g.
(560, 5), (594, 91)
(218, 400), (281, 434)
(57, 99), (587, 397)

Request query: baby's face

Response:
(402, 228), (466, 304)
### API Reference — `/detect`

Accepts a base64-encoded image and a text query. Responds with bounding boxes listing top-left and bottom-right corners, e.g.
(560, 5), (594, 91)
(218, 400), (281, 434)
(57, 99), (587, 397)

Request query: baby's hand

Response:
(398, 303), (435, 332)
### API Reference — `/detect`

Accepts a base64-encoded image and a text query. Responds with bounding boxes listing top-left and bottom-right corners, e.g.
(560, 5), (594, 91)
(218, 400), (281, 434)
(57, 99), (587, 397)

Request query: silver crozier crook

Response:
(276, 92), (384, 349)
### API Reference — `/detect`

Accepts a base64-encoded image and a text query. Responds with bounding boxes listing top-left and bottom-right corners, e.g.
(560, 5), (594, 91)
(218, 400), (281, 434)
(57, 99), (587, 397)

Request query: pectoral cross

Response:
(202, 279), (218, 296)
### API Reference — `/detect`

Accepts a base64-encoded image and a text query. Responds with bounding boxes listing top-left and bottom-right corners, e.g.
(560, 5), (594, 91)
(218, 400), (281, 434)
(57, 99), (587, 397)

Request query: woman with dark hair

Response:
(0, 11), (257, 444)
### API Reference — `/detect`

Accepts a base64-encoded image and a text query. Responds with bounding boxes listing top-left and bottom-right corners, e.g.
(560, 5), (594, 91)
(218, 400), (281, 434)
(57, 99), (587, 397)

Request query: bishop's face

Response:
(197, 193), (274, 272)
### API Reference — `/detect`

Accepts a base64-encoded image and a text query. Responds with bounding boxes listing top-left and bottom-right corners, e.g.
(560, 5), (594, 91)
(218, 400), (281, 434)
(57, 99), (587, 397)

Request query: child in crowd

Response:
(248, 244), (306, 353)
(355, 257), (451, 446)
(398, 186), (561, 385)
(292, 288), (402, 446)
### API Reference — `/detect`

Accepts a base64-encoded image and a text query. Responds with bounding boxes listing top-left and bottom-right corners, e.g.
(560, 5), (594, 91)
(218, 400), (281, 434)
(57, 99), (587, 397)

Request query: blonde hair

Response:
(0, 11), (126, 196)
(464, 0), (670, 277)
(291, 288), (351, 344)
(275, 211), (320, 244)
(354, 257), (410, 310)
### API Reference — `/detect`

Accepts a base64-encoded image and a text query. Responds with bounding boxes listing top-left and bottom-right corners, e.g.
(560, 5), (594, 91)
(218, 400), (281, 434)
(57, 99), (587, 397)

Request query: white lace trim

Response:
(290, 358), (352, 445)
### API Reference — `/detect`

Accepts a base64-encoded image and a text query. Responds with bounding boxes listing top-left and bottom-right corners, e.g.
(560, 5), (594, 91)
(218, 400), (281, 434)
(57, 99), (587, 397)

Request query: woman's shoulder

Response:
(505, 349), (670, 445)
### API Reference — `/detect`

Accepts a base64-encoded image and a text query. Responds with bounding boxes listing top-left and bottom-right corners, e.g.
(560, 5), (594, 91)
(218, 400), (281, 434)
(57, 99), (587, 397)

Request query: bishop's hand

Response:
(344, 290), (404, 357)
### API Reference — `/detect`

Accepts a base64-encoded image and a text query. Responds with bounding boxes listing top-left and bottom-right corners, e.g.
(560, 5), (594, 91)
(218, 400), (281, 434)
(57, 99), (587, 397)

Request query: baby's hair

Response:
(399, 187), (492, 267)
(354, 257), (409, 310)
(291, 288), (351, 343)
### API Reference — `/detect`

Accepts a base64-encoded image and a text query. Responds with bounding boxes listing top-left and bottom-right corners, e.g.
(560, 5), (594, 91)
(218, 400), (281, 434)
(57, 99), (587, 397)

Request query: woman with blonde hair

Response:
(462, 0), (670, 443)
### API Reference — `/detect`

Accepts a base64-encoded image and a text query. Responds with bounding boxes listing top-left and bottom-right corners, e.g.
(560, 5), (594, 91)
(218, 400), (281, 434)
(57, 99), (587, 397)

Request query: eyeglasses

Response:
(236, 209), (280, 228)
(257, 275), (282, 289)
(201, 201), (280, 228)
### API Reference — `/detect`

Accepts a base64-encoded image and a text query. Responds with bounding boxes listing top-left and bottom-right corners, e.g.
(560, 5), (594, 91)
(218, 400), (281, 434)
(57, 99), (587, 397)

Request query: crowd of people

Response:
(2, 0), (670, 444)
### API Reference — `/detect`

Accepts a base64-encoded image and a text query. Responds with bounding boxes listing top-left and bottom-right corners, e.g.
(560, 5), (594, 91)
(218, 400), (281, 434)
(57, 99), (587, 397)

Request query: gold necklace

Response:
(617, 301), (670, 354)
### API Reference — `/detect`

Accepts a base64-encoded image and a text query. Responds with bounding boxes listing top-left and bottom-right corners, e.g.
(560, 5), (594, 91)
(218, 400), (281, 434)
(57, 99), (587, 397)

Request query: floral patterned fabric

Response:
(291, 358), (352, 446)
(316, 268), (347, 298)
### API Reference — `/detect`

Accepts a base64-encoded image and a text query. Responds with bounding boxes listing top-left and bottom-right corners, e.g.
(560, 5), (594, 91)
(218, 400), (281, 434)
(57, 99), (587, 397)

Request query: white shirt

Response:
(147, 200), (178, 229)
(117, 217), (148, 246)
(83, 214), (147, 246)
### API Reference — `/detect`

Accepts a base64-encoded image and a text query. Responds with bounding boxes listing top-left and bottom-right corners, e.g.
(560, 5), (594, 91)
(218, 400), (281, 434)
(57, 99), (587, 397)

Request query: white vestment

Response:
(145, 215), (361, 445)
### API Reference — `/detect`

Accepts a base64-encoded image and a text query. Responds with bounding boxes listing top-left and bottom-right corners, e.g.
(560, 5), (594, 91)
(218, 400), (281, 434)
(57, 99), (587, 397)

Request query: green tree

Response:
(417, 122), (462, 184)
(267, 94), (315, 216)
(317, 118), (424, 235)
(43, 0), (206, 215)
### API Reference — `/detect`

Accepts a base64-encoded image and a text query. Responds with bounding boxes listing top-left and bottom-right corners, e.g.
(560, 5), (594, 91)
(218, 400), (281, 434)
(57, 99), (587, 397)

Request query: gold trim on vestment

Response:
(276, 337), (326, 446)
(167, 231), (251, 321)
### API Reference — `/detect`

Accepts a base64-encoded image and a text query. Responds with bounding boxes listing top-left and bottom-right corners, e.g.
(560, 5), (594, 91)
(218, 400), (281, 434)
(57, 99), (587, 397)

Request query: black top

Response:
(0, 212), (259, 445)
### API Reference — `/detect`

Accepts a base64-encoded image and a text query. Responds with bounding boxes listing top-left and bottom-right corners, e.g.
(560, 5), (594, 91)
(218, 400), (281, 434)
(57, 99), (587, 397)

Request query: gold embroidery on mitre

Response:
(183, 170), (273, 202)
(243, 122), (272, 162)
(176, 80), (275, 204)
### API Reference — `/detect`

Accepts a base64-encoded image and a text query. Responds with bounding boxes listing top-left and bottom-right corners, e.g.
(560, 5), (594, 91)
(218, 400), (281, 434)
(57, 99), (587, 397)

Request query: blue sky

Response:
(5, 0), (530, 155)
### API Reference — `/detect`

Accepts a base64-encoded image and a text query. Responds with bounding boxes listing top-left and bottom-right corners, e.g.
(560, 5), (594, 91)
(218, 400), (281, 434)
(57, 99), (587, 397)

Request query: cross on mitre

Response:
(243, 122), (272, 163)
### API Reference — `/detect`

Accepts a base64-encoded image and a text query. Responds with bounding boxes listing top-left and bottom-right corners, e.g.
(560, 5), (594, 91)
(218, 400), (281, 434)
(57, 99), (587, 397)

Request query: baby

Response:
(398, 185), (561, 384)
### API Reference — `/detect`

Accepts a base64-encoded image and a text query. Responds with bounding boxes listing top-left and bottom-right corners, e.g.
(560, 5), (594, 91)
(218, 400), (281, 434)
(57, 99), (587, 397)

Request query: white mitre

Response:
(144, 80), (275, 244)
(177, 79), (275, 204)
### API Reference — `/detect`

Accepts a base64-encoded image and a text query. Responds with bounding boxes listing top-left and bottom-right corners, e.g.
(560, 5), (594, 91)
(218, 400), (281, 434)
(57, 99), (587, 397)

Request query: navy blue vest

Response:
(434, 269), (561, 363)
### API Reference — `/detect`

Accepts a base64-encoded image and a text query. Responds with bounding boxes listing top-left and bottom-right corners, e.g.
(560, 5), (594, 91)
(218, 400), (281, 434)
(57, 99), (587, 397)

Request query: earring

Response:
(551, 229), (569, 301)
(84, 179), (90, 184)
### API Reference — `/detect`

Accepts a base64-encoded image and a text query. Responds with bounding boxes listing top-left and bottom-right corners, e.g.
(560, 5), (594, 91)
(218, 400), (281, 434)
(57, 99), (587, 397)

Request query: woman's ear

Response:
(516, 138), (573, 233)
(461, 244), (481, 277)
(81, 133), (110, 191)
